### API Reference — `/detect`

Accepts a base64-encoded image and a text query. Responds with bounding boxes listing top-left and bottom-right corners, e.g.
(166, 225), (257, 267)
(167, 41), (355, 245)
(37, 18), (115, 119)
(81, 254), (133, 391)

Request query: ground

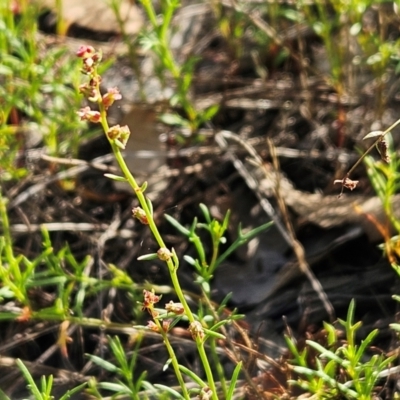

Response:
(1, 1), (400, 399)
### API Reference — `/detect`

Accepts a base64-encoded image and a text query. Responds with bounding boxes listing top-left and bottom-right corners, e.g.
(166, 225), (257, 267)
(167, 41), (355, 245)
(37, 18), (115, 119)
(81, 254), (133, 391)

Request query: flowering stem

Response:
(77, 46), (218, 399)
(109, 135), (218, 399)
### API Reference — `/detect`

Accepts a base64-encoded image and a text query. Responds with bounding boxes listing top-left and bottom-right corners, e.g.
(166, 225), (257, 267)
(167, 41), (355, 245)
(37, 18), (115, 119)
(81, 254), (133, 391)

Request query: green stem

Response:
(156, 318), (190, 400)
(0, 195), (14, 267)
(209, 338), (227, 396)
(95, 74), (218, 399)
(114, 144), (218, 398)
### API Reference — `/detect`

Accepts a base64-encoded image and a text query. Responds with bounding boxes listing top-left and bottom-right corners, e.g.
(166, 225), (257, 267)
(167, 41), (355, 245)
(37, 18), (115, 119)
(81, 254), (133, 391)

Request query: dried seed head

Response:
(132, 207), (148, 224)
(188, 321), (205, 341)
(377, 138), (390, 163)
(197, 387), (213, 400)
(165, 301), (185, 315)
(142, 289), (160, 311)
(107, 125), (131, 149)
(157, 247), (172, 262)
(334, 177), (359, 191)
(147, 320), (159, 332)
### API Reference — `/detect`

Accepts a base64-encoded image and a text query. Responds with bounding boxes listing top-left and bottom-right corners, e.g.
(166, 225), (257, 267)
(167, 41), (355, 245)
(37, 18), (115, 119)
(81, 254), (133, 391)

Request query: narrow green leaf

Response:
(160, 112), (190, 127)
(199, 203), (211, 224)
(183, 255), (196, 265)
(140, 181), (148, 192)
(97, 382), (130, 393)
(306, 340), (344, 364)
(104, 173), (127, 182)
(59, 382), (87, 400)
(163, 358), (172, 372)
(0, 389), (11, 400)
(137, 253), (158, 261)
(165, 214), (190, 235)
(146, 196), (153, 216)
(16, 359), (43, 400)
(153, 384), (185, 399)
(203, 328), (226, 340)
(85, 354), (120, 373)
(179, 364), (207, 387)
(227, 361), (242, 399)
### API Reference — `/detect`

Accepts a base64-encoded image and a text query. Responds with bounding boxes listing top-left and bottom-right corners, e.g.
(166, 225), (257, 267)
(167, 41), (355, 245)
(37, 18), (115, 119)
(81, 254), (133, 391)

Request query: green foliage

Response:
(2, 1), (400, 399)
(361, 122), (400, 296)
(287, 300), (395, 399)
(16, 359), (87, 400)
(298, 0), (400, 108)
(364, 132), (400, 233)
(166, 204), (272, 289)
(85, 335), (163, 399)
(0, 0), (88, 181)
(138, 0), (219, 134)
(0, 191), (143, 321)
(75, 46), (257, 399)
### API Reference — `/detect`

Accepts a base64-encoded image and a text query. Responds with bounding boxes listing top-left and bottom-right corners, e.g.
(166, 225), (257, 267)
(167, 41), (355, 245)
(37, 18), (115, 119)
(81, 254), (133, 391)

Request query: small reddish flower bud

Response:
(10, 0), (21, 14)
(147, 320), (159, 332)
(78, 83), (96, 98)
(142, 289), (160, 311)
(77, 107), (101, 123)
(188, 321), (205, 341)
(77, 46), (102, 75)
(102, 87), (122, 109)
(162, 319), (171, 332)
(165, 301), (185, 315)
(91, 51), (102, 64)
(90, 75), (102, 86)
(76, 45), (95, 59)
(157, 247), (172, 262)
(132, 207), (148, 225)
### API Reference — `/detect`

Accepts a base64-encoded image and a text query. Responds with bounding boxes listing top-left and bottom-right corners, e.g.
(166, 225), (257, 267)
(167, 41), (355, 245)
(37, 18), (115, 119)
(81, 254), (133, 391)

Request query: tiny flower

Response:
(107, 125), (131, 149)
(78, 83), (97, 99)
(132, 207), (149, 225)
(142, 289), (161, 311)
(188, 321), (205, 341)
(334, 177), (359, 191)
(81, 59), (96, 75)
(84, 57), (94, 68)
(76, 45), (95, 59)
(77, 46), (102, 74)
(102, 87), (122, 109)
(165, 301), (185, 315)
(162, 319), (171, 332)
(90, 75), (102, 87)
(157, 247), (172, 262)
(76, 107), (101, 123)
(147, 320), (159, 332)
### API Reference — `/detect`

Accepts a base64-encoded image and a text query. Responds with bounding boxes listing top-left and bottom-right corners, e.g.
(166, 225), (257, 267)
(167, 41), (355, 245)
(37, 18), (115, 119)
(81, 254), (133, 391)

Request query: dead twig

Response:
(267, 138), (335, 322)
